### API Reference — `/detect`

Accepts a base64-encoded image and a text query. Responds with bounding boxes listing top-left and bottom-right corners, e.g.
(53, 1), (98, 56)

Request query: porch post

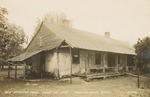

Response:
(116, 55), (119, 73)
(23, 62), (26, 79)
(84, 56), (87, 75)
(86, 51), (89, 75)
(103, 53), (107, 79)
(125, 56), (128, 72)
(56, 50), (60, 79)
(70, 47), (72, 84)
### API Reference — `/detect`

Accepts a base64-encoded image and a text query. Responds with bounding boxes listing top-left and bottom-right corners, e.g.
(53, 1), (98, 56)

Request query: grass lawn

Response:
(0, 76), (149, 97)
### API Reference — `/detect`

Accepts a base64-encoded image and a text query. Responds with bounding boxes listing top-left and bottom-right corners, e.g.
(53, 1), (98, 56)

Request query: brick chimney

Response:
(62, 19), (72, 27)
(104, 32), (110, 38)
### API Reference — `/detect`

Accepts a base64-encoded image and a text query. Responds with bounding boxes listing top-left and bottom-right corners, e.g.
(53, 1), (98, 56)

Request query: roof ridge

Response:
(42, 22), (135, 54)
(71, 27), (134, 49)
(43, 22), (74, 48)
(24, 22), (44, 52)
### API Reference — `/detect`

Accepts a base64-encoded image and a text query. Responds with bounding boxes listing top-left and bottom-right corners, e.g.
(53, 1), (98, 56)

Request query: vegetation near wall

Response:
(0, 7), (27, 64)
(134, 37), (150, 74)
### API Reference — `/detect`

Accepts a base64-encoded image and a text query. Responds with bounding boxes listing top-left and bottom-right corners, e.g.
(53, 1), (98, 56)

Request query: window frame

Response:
(118, 55), (120, 65)
(95, 52), (102, 65)
(72, 49), (80, 64)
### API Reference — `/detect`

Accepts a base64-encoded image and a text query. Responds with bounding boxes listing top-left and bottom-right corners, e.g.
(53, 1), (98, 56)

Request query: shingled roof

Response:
(9, 22), (135, 61)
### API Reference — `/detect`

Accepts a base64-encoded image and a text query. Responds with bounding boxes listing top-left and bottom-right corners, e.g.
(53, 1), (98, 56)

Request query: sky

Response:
(0, 0), (150, 45)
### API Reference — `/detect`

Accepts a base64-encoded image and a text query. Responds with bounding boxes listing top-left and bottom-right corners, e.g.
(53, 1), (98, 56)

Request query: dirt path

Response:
(0, 76), (149, 97)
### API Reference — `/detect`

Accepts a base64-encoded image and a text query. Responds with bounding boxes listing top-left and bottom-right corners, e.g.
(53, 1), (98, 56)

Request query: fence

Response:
(0, 65), (25, 79)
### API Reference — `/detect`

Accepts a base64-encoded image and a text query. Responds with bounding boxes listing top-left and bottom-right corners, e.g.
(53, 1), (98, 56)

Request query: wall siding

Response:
(58, 48), (71, 78)
(45, 50), (58, 76)
(57, 49), (92, 77)
(79, 50), (88, 74)
(31, 48), (131, 78)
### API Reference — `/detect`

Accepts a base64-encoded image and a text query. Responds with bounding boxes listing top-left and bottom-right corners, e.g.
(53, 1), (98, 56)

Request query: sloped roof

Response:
(9, 23), (64, 62)
(10, 22), (135, 62)
(8, 50), (42, 62)
(44, 22), (135, 55)
(25, 22), (63, 53)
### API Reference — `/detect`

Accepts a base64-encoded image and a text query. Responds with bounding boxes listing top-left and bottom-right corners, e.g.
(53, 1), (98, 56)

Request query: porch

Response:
(73, 66), (136, 79)
(71, 48), (135, 79)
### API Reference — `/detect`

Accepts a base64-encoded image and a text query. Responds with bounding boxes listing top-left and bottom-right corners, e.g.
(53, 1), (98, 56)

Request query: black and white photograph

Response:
(0, 0), (150, 97)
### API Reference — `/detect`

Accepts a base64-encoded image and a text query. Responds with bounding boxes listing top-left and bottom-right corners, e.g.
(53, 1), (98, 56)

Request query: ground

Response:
(0, 76), (150, 97)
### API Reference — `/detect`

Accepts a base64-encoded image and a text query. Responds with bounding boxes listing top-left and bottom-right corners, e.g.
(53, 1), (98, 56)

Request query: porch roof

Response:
(8, 45), (58, 62)
(8, 50), (42, 62)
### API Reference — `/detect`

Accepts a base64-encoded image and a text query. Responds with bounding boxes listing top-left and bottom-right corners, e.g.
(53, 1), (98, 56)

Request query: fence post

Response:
(8, 64), (10, 78)
(15, 64), (17, 79)
(137, 67), (140, 88)
(23, 63), (26, 79)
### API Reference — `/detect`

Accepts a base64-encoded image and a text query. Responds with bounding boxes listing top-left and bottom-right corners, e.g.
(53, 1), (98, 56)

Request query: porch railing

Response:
(126, 66), (136, 72)
(88, 66), (136, 74)
(89, 67), (118, 74)
(105, 67), (117, 73)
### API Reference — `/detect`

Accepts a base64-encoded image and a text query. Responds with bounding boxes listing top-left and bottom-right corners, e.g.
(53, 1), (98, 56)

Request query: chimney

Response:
(104, 32), (110, 38)
(62, 19), (72, 27)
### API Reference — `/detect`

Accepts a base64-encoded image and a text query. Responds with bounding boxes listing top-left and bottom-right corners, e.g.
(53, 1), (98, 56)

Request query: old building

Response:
(10, 21), (135, 79)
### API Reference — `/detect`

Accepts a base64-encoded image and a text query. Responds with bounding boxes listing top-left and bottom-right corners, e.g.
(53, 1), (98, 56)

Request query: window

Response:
(118, 55), (120, 64)
(95, 52), (101, 65)
(72, 50), (80, 64)
(108, 53), (116, 67)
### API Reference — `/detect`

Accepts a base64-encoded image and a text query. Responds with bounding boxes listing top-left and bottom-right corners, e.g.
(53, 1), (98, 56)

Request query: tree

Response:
(134, 37), (150, 72)
(134, 37), (150, 88)
(0, 7), (27, 62)
(0, 7), (8, 28)
(34, 12), (71, 33)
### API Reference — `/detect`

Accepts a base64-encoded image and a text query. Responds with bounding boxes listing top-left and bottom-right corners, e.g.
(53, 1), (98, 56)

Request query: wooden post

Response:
(116, 55), (119, 73)
(8, 64), (10, 78)
(15, 64), (17, 79)
(2, 65), (4, 69)
(23, 62), (26, 79)
(125, 56), (128, 72)
(87, 51), (90, 75)
(137, 67), (140, 88)
(70, 47), (72, 84)
(84, 56), (86, 75)
(85, 51), (89, 76)
(40, 68), (43, 78)
(103, 53), (106, 79)
(56, 51), (60, 79)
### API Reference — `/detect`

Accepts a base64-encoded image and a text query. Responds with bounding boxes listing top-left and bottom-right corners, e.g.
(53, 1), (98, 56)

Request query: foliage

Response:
(0, 7), (8, 28)
(0, 7), (27, 61)
(134, 37), (150, 72)
(34, 12), (70, 33)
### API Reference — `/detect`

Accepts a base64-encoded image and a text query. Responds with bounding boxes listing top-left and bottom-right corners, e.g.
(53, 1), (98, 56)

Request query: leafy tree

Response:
(134, 37), (150, 73)
(0, 7), (8, 28)
(34, 12), (71, 33)
(0, 7), (27, 63)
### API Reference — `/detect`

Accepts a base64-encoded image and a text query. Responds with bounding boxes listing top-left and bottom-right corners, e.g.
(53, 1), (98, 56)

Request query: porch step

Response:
(87, 73), (125, 79)
(87, 75), (105, 79)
